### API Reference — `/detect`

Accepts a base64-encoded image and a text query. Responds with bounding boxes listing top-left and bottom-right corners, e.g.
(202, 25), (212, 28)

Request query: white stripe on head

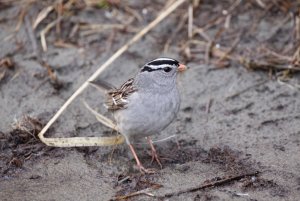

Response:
(145, 57), (179, 69)
(152, 57), (176, 61)
(141, 57), (180, 72)
(146, 64), (173, 69)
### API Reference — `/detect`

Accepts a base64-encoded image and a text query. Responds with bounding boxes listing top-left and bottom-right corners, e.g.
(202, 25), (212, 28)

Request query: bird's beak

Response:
(177, 63), (187, 72)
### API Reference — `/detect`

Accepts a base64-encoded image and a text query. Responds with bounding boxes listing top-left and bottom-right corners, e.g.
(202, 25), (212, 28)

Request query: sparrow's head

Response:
(136, 57), (187, 91)
(140, 57), (187, 77)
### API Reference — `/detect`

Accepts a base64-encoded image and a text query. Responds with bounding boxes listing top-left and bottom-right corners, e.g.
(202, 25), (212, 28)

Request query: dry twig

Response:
(164, 13), (188, 53)
(15, 5), (27, 32)
(225, 80), (268, 100)
(162, 171), (260, 198)
(113, 188), (156, 200)
(82, 100), (117, 131)
(80, 24), (138, 36)
(40, 17), (62, 52)
(188, 1), (193, 39)
(24, 15), (39, 58)
(32, 5), (54, 29)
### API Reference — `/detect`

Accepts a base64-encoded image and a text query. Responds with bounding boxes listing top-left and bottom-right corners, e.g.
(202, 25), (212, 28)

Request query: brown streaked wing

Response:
(106, 78), (137, 110)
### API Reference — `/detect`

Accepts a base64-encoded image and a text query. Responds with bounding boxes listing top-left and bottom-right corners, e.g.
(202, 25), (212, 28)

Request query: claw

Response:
(136, 164), (157, 174)
(129, 144), (156, 174)
(147, 137), (163, 169)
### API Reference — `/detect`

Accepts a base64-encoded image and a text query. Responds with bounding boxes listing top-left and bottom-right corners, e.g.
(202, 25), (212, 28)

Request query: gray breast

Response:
(114, 87), (180, 144)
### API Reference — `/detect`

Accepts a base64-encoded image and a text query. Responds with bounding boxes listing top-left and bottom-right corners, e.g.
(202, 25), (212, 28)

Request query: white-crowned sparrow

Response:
(92, 57), (187, 173)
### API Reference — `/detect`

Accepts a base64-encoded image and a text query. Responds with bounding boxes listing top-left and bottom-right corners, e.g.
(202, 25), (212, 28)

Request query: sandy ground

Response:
(1, 1), (300, 201)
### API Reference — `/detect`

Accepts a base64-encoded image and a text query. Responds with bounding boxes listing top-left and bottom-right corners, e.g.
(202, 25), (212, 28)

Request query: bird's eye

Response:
(163, 67), (172, 72)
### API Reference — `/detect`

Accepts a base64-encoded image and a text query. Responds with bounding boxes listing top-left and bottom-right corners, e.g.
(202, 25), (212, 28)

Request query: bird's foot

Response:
(136, 164), (157, 174)
(147, 137), (163, 169)
(149, 150), (163, 169)
(129, 144), (157, 174)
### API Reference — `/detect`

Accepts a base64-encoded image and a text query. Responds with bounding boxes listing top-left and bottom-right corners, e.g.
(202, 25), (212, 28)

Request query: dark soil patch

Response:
(0, 116), (49, 177)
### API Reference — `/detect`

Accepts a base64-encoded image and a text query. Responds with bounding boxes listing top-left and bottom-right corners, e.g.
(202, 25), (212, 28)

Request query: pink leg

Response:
(147, 137), (163, 169)
(128, 144), (155, 174)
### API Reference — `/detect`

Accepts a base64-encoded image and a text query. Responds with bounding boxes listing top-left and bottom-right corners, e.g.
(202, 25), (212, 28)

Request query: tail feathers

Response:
(89, 80), (116, 93)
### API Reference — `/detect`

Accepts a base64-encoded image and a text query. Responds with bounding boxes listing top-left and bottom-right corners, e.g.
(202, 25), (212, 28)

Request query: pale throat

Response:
(135, 73), (177, 93)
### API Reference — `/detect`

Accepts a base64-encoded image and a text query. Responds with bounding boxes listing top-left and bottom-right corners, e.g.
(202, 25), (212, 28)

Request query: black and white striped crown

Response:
(141, 57), (179, 72)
